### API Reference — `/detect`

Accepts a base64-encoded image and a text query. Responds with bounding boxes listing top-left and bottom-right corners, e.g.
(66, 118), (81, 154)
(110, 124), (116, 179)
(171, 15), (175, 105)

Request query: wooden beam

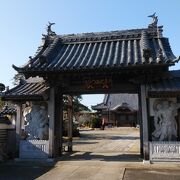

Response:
(62, 83), (138, 94)
(140, 84), (149, 160)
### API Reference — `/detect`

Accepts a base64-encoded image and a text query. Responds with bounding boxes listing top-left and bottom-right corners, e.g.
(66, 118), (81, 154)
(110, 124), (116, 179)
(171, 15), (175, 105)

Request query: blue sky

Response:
(0, 0), (180, 108)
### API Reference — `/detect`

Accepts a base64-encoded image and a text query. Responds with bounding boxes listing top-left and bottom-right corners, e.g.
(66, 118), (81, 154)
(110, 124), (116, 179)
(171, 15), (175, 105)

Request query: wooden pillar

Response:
(140, 84), (149, 160)
(48, 87), (63, 158)
(138, 94), (143, 158)
(55, 93), (63, 157)
(48, 87), (55, 158)
(67, 96), (73, 152)
(15, 103), (23, 154)
(178, 109), (180, 140)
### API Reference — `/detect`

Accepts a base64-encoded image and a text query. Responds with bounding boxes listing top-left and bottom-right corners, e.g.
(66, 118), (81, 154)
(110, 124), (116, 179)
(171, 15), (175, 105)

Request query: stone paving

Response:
(38, 127), (141, 179)
(1, 127), (180, 179)
(63, 127), (140, 162)
(73, 127), (140, 153)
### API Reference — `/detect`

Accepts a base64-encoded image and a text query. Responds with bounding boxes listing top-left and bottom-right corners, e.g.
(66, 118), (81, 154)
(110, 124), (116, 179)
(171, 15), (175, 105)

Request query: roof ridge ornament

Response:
(41, 22), (56, 40)
(148, 12), (158, 28)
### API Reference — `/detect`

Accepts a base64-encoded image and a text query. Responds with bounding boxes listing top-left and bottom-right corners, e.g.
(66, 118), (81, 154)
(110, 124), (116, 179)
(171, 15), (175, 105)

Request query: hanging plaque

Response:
(85, 78), (112, 89)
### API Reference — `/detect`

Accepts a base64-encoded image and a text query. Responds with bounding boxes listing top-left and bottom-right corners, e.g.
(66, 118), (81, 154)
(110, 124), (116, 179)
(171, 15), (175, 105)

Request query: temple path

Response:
(67, 127), (140, 161)
(1, 128), (180, 180)
(38, 127), (141, 180)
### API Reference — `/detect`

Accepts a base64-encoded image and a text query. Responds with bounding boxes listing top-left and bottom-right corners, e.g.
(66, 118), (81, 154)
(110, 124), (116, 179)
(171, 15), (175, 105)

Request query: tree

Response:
(63, 95), (90, 121)
(72, 95), (90, 121)
(73, 95), (90, 112)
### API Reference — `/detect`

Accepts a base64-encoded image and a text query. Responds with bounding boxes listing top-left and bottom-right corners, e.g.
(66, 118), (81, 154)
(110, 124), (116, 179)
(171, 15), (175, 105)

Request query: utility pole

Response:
(108, 102), (111, 124)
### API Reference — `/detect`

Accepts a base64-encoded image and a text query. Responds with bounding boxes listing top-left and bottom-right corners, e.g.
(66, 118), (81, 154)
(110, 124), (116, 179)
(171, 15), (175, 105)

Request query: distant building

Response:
(92, 94), (138, 127)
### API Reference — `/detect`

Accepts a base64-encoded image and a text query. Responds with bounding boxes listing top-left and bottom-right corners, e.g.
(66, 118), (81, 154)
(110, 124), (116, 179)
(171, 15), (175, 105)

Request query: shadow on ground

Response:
(0, 161), (56, 180)
(72, 141), (99, 145)
(79, 132), (139, 140)
(61, 152), (142, 162)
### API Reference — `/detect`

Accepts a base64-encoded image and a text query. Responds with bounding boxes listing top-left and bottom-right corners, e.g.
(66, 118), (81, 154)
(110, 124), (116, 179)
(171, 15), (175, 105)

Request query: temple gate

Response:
(1, 15), (180, 162)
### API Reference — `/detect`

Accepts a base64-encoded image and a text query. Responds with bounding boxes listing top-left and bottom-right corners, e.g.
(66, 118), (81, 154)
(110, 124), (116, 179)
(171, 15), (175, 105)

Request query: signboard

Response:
(19, 140), (49, 159)
(150, 141), (180, 161)
(85, 78), (112, 89)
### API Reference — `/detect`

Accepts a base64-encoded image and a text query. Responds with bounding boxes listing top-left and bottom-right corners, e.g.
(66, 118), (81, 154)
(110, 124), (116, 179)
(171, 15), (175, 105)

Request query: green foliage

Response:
(63, 95), (90, 122)
(78, 113), (92, 127)
(62, 120), (80, 137)
(73, 95), (90, 112)
(83, 119), (91, 127)
(91, 117), (101, 128)
(63, 95), (89, 111)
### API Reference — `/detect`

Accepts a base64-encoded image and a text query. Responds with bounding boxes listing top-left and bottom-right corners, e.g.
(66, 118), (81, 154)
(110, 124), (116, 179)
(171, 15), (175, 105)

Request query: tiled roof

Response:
(105, 94), (138, 111)
(13, 26), (179, 74)
(148, 70), (180, 97)
(148, 79), (180, 92)
(92, 94), (138, 111)
(2, 79), (49, 101)
(91, 103), (108, 110)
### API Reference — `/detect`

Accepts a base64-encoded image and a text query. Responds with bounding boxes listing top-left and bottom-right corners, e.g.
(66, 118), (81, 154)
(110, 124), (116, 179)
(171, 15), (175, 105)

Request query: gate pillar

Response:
(140, 84), (149, 160)
(48, 87), (63, 158)
(67, 96), (73, 152)
(15, 103), (23, 154)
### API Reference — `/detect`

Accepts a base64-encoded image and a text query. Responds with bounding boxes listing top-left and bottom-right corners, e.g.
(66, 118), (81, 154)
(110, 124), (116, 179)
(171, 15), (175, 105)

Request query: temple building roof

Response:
(92, 93), (138, 111)
(13, 21), (179, 76)
(91, 103), (108, 111)
(2, 77), (49, 101)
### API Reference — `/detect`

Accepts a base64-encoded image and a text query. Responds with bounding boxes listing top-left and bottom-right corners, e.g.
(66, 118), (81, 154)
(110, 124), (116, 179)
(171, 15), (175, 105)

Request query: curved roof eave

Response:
(12, 26), (178, 75)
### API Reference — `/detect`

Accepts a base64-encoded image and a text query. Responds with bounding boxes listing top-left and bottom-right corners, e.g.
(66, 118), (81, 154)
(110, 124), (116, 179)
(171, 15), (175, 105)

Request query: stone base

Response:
(19, 140), (49, 159)
(143, 160), (151, 164)
(150, 141), (180, 162)
(15, 158), (54, 162)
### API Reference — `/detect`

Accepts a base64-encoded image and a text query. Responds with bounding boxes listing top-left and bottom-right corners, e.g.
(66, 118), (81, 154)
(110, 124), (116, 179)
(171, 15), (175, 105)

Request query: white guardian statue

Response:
(23, 104), (49, 140)
(152, 99), (180, 141)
